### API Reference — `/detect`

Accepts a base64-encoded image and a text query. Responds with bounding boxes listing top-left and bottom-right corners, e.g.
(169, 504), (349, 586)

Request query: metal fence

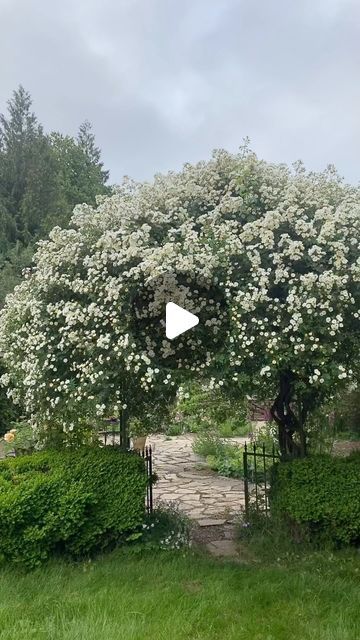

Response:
(101, 417), (130, 449)
(243, 442), (280, 517)
(101, 419), (154, 515)
(139, 446), (154, 515)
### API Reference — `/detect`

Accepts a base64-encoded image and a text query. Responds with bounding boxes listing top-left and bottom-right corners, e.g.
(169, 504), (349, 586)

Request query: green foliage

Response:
(193, 432), (244, 477)
(0, 447), (147, 568)
(140, 502), (193, 551)
(193, 422), (277, 478)
(252, 422), (277, 453)
(0, 363), (19, 437)
(0, 87), (60, 246)
(192, 431), (224, 458)
(48, 131), (110, 230)
(0, 549), (359, 640)
(0, 242), (35, 304)
(165, 422), (185, 437)
(237, 504), (307, 563)
(333, 388), (360, 439)
(305, 403), (337, 454)
(207, 449), (244, 478)
(0, 86), (110, 306)
(270, 453), (360, 547)
(77, 120), (109, 184)
(167, 381), (251, 436)
(303, 388), (360, 452)
(128, 392), (177, 437)
(2, 421), (36, 455)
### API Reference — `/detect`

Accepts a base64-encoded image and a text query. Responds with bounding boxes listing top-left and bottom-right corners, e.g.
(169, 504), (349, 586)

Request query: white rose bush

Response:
(0, 146), (359, 456)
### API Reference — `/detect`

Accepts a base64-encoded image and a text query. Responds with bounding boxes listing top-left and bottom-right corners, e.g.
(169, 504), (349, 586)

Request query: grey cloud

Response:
(0, 0), (359, 184)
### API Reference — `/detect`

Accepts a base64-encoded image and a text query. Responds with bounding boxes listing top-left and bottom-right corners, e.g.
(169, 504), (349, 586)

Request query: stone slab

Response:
(197, 518), (227, 527)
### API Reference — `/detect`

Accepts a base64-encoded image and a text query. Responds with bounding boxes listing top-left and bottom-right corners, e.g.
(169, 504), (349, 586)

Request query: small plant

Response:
(254, 422), (278, 449)
(334, 388), (360, 440)
(129, 417), (148, 438)
(236, 505), (311, 564)
(192, 431), (224, 458)
(193, 432), (244, 477)
(166, 381), (251, 437)
(193, 426), (278, 480)
(141, 502), (193, 551)
(2, 421), (37, 456)
(165, 422), (186, 437)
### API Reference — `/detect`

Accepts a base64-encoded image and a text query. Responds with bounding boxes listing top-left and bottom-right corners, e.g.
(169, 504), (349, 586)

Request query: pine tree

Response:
(78, 120), (109, 184)
(0, 85), (58, 244)
(49, 132), (110, 225)
(0, 87), (111, 306)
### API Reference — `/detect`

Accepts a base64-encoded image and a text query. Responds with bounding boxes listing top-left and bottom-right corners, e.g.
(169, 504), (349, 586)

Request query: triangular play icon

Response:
(165, 302), (199, 340)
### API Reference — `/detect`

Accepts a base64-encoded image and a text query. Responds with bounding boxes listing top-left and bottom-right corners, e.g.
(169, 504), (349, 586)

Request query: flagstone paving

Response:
(147, 434), (247, 525)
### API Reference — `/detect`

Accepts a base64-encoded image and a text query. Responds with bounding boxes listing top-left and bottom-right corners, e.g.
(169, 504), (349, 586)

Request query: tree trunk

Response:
(270, 370), (307, 459)
(120, 408), (128, 450)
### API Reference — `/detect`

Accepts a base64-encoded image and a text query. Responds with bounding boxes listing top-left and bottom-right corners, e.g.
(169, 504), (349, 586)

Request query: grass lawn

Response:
(0, 547), (359, 640)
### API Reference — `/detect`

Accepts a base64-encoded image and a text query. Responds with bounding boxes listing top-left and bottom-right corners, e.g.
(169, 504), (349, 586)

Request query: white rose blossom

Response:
(0, 147), (359, 452)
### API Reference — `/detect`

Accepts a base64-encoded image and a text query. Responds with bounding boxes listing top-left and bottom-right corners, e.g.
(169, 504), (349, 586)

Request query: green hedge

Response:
(270, 453), (360, 547)
(0, 447), (147, 568)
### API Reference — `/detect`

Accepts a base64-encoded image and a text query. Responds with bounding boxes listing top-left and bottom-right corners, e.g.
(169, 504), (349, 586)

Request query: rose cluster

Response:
(0, 148), (359, 433)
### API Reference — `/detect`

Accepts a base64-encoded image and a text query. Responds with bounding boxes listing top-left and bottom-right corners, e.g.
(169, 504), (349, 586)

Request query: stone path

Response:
(147, 434), (246, 525)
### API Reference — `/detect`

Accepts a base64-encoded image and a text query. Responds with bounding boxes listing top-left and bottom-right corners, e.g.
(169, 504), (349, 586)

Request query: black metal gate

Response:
(243, 442), (280, 517)
(139, 446), (154, 515)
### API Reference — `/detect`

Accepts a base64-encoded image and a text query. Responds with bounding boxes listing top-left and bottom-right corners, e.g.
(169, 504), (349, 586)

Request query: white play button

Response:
(165, 302), (199, 340)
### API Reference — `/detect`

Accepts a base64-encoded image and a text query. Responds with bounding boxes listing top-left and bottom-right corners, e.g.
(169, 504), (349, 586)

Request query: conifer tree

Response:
(0, 85), (58, 244)
(78, 120), (109, 184)
(0, 87), (110, 306)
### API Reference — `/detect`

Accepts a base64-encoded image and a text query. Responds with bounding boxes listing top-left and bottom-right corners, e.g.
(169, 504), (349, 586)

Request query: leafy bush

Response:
(270, 453), (360, 547)
(206, 446), (244, 478)
(305, 390), (360, 454)
(193, 432), (244, 477)
(0, 447), (148, 568)
(192, 432), (224, 458)
(237, 505), (317, 565)
(193, 424), (277, 479)
(165, 422), (186, 437)
(167, 381), (251, 437)
(333, 388), (360, 440)
(2, 421), (37, 456)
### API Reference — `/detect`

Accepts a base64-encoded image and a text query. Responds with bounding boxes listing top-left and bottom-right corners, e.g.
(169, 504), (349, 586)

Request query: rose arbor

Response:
(1, 149), (360, 457)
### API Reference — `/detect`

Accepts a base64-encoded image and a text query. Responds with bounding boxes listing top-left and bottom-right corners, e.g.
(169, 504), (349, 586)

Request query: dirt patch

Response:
(192, 525), (229, 545)
(192, 523), (237, 544)
(191, 522), (260, 564)
(187, 464), (218, 476)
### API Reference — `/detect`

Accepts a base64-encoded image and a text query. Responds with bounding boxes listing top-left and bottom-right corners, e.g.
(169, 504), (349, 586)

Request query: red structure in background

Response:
(248, 401), (272, 422)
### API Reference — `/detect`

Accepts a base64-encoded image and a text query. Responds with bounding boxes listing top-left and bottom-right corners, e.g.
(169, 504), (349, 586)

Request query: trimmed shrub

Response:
(0, 447), (147, 568)
(270, 453), (360, 547)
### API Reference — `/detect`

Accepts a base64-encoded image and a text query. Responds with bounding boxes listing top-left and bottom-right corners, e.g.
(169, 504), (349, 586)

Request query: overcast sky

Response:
(1, 0), (359, 184)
